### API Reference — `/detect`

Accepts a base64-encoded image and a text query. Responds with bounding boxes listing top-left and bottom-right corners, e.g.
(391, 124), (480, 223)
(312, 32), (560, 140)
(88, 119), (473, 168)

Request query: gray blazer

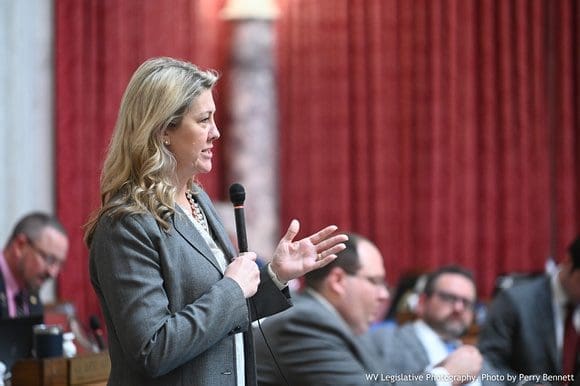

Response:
(89, 189), (291, 386)
(370, 322), (505, 386)
(478, 275), (579, 382)
(255, 291), (386, 386)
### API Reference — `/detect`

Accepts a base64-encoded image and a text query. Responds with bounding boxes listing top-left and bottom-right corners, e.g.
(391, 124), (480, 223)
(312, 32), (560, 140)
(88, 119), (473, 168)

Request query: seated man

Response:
(478, 236), (580, 384)
(255, 234), (479, 385)
(255, 233), (389, 385)
(0, 212), (69, 319)
(370, 266), (503, 386)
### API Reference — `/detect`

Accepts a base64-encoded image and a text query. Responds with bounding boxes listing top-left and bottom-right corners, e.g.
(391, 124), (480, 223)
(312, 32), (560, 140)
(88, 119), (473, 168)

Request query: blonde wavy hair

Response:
(84, 57), (218, 246)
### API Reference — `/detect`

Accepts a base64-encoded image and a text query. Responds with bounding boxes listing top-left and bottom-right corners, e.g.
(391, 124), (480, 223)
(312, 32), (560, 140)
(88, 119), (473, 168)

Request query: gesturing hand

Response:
(270, 219), (347, 283)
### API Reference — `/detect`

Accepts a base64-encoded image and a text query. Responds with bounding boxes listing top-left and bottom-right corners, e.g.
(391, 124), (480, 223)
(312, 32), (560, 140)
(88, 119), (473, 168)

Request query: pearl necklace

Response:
(185, 190), (209, 233)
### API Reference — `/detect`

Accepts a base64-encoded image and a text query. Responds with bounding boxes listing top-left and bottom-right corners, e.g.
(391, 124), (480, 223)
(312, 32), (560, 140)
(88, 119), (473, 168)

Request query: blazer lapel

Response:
(172, 205), (223, 274)
(402, 323), (432, 366)
(0, 275), (8, 318)
(194, 191), (237, 261)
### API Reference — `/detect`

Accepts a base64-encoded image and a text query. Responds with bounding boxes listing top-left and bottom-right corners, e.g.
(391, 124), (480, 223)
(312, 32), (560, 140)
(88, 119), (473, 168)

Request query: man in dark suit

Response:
(0, 212), (68, 319)
(479, 236), (580, 385)
(370, 266), (502, 386)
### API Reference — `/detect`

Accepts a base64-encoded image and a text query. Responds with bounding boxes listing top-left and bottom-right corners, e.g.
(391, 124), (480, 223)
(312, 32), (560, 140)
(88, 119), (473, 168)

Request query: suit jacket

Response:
(370, 322), (505, 386)
(255, 290), (401, 386)
(0, 267), (43, 319)
(89, 189), (292, 386)
(478, 275), (580, 384)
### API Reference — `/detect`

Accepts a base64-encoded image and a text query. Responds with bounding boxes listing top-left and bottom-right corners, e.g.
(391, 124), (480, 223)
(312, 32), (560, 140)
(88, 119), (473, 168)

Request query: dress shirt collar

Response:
(551, 267), (569, 307)
(413, 320), (452, 366)
(0, 250), (21, 317)
(551, 267), (580, 334)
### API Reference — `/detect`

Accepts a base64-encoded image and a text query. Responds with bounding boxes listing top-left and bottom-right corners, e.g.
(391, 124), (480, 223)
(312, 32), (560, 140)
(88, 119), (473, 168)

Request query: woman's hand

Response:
(224, 252), (260, 298)
(270, 219), (347, 283)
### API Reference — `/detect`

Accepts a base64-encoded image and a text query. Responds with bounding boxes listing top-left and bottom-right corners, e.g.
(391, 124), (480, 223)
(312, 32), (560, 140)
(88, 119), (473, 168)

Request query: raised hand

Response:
(270, 219), (347, 283)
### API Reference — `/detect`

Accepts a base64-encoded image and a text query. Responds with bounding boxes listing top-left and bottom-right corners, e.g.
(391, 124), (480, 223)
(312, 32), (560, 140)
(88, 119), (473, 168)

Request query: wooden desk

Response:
(11, 351), (110, 386)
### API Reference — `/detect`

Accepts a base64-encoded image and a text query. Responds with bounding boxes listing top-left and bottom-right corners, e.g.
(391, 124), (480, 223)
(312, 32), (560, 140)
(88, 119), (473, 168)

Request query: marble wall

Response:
(222, 2), (280, 259)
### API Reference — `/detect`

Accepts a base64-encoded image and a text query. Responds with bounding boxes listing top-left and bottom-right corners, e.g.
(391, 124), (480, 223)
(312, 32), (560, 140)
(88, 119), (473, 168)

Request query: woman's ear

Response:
(160, 131), (170, 146)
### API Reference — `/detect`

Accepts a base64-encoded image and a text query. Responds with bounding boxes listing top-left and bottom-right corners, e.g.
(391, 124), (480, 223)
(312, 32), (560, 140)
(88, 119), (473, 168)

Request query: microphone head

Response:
(229, 183), (246, 206)
(89, 315), (101, 330)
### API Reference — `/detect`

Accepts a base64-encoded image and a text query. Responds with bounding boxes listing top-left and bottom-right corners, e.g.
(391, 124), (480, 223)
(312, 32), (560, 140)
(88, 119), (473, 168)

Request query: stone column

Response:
(221, 0), (280, 260)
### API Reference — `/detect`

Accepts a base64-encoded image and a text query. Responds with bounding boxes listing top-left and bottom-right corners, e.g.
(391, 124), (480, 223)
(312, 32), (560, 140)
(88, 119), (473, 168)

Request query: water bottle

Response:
(63, 332), (77, 358)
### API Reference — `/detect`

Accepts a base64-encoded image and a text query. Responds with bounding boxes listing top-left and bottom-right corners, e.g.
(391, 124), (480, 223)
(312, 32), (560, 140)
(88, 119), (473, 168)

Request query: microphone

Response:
(229, 183), (260, 385)
(229, 183), (248, 253)
(89, 314), (106, 352)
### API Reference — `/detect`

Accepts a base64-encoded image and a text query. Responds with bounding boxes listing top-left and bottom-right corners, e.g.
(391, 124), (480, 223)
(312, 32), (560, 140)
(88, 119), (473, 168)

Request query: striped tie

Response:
(14, 291), (27, 317)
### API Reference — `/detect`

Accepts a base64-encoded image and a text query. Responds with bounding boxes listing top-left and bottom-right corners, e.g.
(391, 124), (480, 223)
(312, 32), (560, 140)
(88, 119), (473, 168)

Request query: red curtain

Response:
(56, 0), (579, 326)
(276, 0), (579, 298)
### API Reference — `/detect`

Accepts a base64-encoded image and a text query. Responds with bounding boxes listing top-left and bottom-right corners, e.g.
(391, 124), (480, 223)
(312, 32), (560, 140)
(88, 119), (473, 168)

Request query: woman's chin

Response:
(193, 163), (212, 175)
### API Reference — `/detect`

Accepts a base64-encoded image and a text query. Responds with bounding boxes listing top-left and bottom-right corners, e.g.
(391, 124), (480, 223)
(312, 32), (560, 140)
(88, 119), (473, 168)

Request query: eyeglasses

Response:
(432, 290), (475, 310)
(26, 238), (64, 269)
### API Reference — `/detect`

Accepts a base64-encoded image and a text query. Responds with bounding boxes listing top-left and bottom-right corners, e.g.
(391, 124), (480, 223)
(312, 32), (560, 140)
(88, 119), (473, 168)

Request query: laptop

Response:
(0, 315), (43, 370)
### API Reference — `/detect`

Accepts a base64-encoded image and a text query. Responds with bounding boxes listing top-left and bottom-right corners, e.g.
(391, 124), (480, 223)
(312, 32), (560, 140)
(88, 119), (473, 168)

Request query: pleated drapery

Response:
(56, 0), (579, 326)
(276, 0), (579, 296)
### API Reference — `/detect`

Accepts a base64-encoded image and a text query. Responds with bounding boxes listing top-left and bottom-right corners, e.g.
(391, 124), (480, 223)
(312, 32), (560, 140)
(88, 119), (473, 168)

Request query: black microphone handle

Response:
(94, 330), (106, 351)
(229, 183), (259, 385)
(89, 314), (106, 351)
(233, 206), (248, 253)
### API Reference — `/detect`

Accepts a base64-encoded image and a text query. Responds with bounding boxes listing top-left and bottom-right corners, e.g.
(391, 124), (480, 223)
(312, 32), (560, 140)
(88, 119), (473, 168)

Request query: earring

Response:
(164, 139), (170, 145)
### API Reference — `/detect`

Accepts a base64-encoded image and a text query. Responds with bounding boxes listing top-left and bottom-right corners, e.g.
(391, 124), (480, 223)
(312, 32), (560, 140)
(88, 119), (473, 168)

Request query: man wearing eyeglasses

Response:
(370, 266), (504, 386)
(254, 233), (392, 385)
(0, 212), (68, 319)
